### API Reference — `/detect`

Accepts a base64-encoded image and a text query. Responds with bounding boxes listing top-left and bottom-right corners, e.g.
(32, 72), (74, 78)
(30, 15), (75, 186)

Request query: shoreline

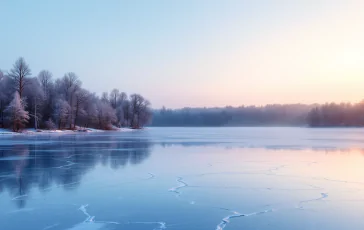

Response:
(0, 127), (135, 135)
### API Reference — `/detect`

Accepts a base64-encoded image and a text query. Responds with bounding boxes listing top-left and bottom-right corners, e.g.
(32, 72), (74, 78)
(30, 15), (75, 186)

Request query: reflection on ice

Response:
(0, 134), (152, 208)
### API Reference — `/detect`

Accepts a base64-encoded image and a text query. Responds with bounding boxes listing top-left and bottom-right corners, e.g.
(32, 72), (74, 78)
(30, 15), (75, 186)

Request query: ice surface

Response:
(0, 127), (364, 230)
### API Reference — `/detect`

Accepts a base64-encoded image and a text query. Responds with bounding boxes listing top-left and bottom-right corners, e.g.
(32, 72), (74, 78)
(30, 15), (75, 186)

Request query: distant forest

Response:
(0, 57), (152, 131)
(151, 102), (364, 127)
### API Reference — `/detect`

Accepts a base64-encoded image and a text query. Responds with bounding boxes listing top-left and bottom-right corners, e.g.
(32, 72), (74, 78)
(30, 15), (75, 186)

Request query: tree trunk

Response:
(19, 77), (22, 98)
(74, 101), (79, 129)
(0, 100), (3, 128)
(69, 94), (73, 129)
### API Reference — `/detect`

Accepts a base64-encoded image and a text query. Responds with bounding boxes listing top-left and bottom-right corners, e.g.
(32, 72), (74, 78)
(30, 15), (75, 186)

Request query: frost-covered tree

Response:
(109, 89), (119, 109)
(139, 100), (152, 126)
(8, 57), (31, 98)
(96, 102), (117, 130)
(53, 99), (71, 129)
(38, 70), (53, 98)
(116, 106), (124, 127)
(6, 92), (30, 132)
(0, 58), (153, 130)
(73, 88), (89, 128)
(44, 118), (56, 130)
(118, 92), (127, 106)
(61, 72), (81, 102)
(122, 99), (131, 127)
(0, 70), (10, 127)
(83, 94), (98, 128)
(130, 94), (152, 128)
(101, 92), (109, 103)
(61, 73), (81, 128)
(23, 77), (45, 129)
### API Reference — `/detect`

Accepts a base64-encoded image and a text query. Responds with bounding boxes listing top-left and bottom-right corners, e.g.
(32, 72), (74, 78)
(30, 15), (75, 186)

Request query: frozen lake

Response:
(0, 127), (364, 230)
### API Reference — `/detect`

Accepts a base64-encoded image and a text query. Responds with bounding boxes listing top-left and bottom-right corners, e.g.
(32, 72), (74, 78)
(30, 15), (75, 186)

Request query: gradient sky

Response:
(1, 0), (364, 108)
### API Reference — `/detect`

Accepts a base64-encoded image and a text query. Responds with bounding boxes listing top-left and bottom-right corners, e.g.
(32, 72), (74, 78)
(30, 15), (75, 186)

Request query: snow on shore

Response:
(0, 127), (133, 135)
(0, 128), (13, 135)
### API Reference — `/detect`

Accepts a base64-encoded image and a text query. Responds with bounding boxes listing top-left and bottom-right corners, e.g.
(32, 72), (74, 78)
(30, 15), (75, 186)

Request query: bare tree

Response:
(101, 92), (109, 103)
(130, 94), (151, 128)
(61, 72), (81, 128)
(96, 101), (117, 130)
(61, 72), (81, 101)
(139, 99), (152, 126)
(118, 92), (127, 103)
(53, 99), (71, 129)
(0, 70), (5, 127)
(122, 99), (131, 127)
(116, 106), (124, 127)
(44, 118), (56, 130)
(130, 94), (138, 128)
(38, 70), (53, 98)
(0, 74), (14, 128)
(109, 89), (119, 109)
(73, 89), (89, 128)
(83, 94), (98, 128)
(8, 57), (31, 98)
(23, 78), (44, 129)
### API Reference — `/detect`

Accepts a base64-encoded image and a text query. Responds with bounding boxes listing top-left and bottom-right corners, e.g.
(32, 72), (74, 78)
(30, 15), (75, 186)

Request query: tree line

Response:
(152, 103), (364, 127)
(151, 104), (315, 127)
(307, 102), (364, 127)
(0, 57), (152, 131)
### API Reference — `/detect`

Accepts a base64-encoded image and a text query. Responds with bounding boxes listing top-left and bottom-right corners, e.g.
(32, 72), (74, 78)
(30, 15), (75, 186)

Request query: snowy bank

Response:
(0, 128), (14, 135)
(0, 127), (134, 135)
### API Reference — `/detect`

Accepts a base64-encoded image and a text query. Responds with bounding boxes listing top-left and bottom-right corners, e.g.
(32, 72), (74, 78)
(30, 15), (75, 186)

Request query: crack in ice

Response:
(169, 177), (188, 197)
(216, 208), (273, 230)
(146, 173), (155, 180)
(297, 192), (328, 209)
(68, 204), (120, 229)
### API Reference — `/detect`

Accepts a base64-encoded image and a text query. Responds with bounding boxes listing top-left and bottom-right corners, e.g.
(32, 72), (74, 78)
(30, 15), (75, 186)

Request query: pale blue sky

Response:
(1, 1), (364, 108)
